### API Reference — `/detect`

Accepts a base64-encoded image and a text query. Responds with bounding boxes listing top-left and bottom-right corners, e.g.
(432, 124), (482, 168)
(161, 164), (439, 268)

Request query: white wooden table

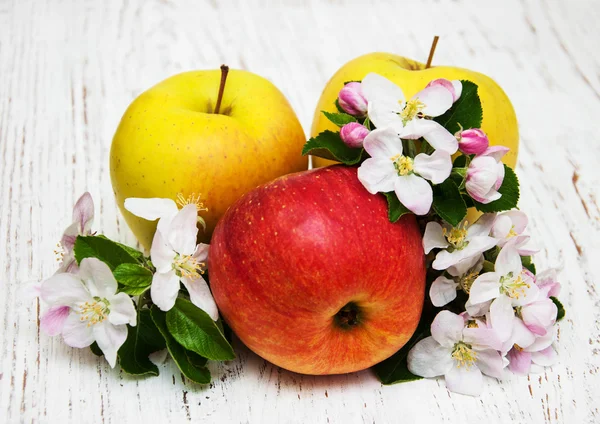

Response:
(2, 0), (599, 422)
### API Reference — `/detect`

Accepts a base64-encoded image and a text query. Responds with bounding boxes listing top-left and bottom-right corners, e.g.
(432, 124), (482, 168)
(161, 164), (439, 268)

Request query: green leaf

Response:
(113, 263), (153, 295)
(432, 179), (467, 227)
(90, 342), (103, 357)
(74, 235), (138, 270)
(434, 80), (483, 134)
(334, 99), (345, 114)
(302, 130), (366, 165)
(118, 309), (166, 376)
(96, 235), (144, 260)
(166, 298), (235, 361)
(521, 256), (536, 275)
(322, 111), (356, 127)
(372, 326), (428, 384)
(473, 165), (520, 213)
(550, 297), (566, 321)
(383, 192), (410, 223)
(151, 307), (211, 384)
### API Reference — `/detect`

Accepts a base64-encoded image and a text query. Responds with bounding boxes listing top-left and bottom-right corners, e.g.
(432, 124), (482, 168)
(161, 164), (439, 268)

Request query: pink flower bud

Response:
(426, 79), (462, 102)
(465, 147), (508, 204)
(338, 82), (368, 116)
(340, 122), (369, 148)
(457, 128), (489, 155)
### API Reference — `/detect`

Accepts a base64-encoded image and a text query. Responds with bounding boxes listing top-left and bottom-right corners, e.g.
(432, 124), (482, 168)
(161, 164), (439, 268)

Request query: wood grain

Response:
(1, 0), (599, 422)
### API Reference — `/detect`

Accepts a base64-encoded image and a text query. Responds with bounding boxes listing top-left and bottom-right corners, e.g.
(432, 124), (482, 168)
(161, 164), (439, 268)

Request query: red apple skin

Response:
(209, 165), (425, 375)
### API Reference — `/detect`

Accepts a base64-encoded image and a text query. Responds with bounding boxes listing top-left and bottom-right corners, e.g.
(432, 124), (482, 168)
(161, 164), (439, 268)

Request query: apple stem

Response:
(425, 36), (439, 69)
(214, 64), (229, 114)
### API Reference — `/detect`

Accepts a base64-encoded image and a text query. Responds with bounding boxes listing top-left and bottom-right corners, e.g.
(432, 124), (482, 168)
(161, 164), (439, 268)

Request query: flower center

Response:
(176, 193), (208, 213)
(466, 320), (479, 328)
(391, 154), (414, 176)
(443, 221), (469, 250)
(499, 271), (531, 299)
(78, 297), (110, 326)
(458, 269), (479, 294)
(172, 254), (206, 280)
(452, 341), (477, 368)
(54, 242), (66, 264)
(507, 226), (518, 239)
(400, 98), (425, 124)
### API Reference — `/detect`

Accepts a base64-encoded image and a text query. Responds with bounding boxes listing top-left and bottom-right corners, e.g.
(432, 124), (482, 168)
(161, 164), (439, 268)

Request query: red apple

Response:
(209, 165), (425, 375)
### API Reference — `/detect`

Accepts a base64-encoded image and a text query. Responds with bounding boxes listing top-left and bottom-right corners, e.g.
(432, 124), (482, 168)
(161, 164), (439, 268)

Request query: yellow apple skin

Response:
(311, 52), (519, 170)
(111, 70), (307, 250)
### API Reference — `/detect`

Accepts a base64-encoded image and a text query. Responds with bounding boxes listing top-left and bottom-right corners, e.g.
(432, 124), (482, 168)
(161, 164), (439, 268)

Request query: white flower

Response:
(465, 146), (509, 204)
(150, 204), (218, 319)
(468, 241), (539, 340)
(55, 192), (95, 273)
(357, 127), (452, 215)
(423, 214), (498, 272)
(39, 258), (137, 367)
(491, 211), (538, 255)
(361, 73), (460, 154)
(407, 311), (504, 396)
(429, 256), (484, 307)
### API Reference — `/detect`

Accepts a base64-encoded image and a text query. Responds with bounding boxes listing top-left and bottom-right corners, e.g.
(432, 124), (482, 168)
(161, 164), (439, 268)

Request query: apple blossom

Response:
(465, 146), (509, 204)
(340, 122), (369, 148)
(39, 258), (137, 367)
(361, 73), (459, 154)
(456, 128), (489, 155)
(357, 127), (452, 215)
(429, 256), (484, 307)
(407, 310), (504, 396)
(507, 345), (558, 375)
(55, 192), (94, 273)
(426, 78), (463, 103)
(338, 82), (368, 116)
(490, 210), (538, 255)
(423, 214), (497, 272)
(150, 204), (218, 319)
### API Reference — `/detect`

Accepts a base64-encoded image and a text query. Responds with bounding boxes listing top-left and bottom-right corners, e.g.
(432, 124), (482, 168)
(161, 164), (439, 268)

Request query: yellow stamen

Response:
(400, 98), (426, 124)
(390, 154), (414, 176)
(78, 297), (110, 327)
(458, 267), (479, 294)
(466, 320), (479, 328)
(442, 221), (469, 250)
(500, 271), (531, 299)
(507, 226), (518, 239)
(54, 242), (66, 264)
(172, 254), (206, 280)
(452, 341), (477, 368)
(176, 193), (208, 213)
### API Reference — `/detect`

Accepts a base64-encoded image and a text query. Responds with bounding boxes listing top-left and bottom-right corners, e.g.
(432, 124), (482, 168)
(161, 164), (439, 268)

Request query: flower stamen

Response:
(391, 154), (414, 176)
(443, 221), (469, 250)
(400, 98), (426, 124)
(78, 297), (110, 327)
(452, 341), (477, 368)
(176, 193), (208, 213)
(54, 242), (66, 264)
(500, 271), (531, 299)
(172, 254), (206, 280)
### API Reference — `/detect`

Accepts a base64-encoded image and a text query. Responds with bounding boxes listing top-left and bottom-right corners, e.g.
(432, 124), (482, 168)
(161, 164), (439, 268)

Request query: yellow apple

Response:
(111, 68), (307, 250)
(311, 52), (519, 170)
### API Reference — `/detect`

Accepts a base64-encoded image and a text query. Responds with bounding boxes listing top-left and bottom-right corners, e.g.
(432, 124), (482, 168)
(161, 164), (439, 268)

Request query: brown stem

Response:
(214, 64), (229, 114)
(425, 36), (439, 69)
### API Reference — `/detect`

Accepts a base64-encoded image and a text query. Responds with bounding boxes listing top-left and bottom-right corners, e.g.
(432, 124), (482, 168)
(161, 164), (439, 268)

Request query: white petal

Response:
(401, 119), (458, 154)
(430, 276), (458, 307)
(423, 222), (449, 254)
(463, 327), (503, 351)
(124, 198), (178, 221)
(468, 214), (497, 238)
(92, 322), (128, 368)
(431, 310), (464, 348)
(489, 295), (515, 342)
(507, 348), (531, 375)
(394, 174), (433, 215)
(504, 210), (528, 234)
(192, 243), (210, 262)
(167, 205), (199, 255)
(465, 299), (492, 317)
(40, 306), (70, 337)
(495, 241), (523, 277)
(62, 312), (94, 348)
(407, 337), (453, 377)
(79, 258), (118, 298)
(531, 346), (558, 367)
(40, 273), (89, 308)
(182, 277), (219, 321)
(367, 102), (405, 133)
(524, 327), (557, 352)
(491, 214), (513, 240)
(475, 349), (504, 379)
(361, 73), (405, 106)
(412, 85), (454, 117)
(60, 221), (80, 252)
(414, 150), (452, 184)
(357, 158), (397, 194)
(107, 292), (137, 326)
(151, 271), (181, 312)
(468, 272), (500, 304)
(503, 317), (536, 354)
(447, 254), (483, 277)
(451, 80), (463, 100)
(445, 364), (483, 396)
(362, 127), (403, 159)
(150, 229), (176, 273)
(72, 192), (94, 234)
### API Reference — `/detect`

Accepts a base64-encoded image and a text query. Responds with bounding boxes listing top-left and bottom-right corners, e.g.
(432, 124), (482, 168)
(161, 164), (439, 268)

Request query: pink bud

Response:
(338, 82), (368, 116)
(457, 128), (489, 155)
(465, 152), (506, 204)
(340, 122), (369, 148)
(426, 79), (462, 102)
